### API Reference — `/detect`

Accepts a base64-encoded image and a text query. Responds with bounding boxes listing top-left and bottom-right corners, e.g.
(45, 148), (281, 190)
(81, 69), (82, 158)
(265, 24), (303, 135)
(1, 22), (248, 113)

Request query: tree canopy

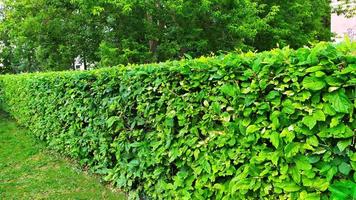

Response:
(0, 0), (333, 73)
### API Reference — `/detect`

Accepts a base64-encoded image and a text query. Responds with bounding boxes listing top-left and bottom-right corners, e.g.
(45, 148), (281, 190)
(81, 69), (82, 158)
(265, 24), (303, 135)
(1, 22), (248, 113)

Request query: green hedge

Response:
(0, 41), (355, 199)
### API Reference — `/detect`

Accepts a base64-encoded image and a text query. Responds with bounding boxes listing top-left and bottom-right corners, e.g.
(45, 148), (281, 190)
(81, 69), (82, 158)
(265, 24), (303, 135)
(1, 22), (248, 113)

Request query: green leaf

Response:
(339, 162), (351, 175)
(313, 110), (325, 121)
(324, 90), (353, 113)
(266, 91), (280, 100)
(308, 155), (320, 164)
(325, 77), (342, 86)
(212, 102), (221, 114)
(330, 117), (339, 128)
(313, 178), (330, 191)
(295, 156), (312, 170)
(340, 64), (356, 74)
(329, 181), (356, 200)
(296, 48), (310, 63)
(311, 93), (321, 104)
(203, 100), (209, 107)
(302, 116), (317, 130)
(246, 125), (259, 134)
(221, 112), (231, 122)
(328, 124), (354, 138)
(337, 139), (352, 152)
(281, 128), (295, 143)
(326, 166), (338, 181)
(106, 116), (120, 128)
(350, 153), (356, 162)
(127, 159), (140, 169)
(220, 84), (237, 97)
(323, 103), (336, 116)
(270, 132), (280, 148)
(302, 77), (326, 91)
(199, 158), (211, 174)
(275, 182), (301, 192)
(290, 166), (301, 183)
(306, 135), (319, 147)
(282, 99), (295, 114)
(252, 57), (262, 72)
(299, 191), (320, 200)
(270, 152), (279, 165)
(306, 65), (325, 73)
(270, 111), (280, 130)
(284, 142), (299, 158)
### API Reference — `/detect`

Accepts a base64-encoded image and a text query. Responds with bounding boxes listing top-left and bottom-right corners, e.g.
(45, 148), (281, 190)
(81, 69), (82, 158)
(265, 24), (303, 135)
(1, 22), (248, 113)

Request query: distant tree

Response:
(251, 0), (332, 50)
(74, 0), (275, 65)
(0, 0), (333, 73)
(0, 0), (101, 72)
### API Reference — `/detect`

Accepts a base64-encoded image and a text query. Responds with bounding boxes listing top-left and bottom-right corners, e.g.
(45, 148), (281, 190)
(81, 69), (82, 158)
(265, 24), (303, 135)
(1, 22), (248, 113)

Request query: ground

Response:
(0, 112), (126, 200)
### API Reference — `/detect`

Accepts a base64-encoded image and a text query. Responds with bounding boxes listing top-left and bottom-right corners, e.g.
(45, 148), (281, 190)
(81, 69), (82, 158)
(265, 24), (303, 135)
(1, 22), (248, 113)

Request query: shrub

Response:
(0, 41), (355, 199)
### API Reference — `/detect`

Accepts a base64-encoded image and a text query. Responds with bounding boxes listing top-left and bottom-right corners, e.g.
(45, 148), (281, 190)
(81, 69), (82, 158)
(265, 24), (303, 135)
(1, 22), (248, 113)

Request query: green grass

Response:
(0, 112), (126, 200)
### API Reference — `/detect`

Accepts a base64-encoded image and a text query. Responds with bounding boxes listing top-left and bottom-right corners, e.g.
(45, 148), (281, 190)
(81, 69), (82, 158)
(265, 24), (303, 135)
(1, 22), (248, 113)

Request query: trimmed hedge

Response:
(0, 41), (355, 199)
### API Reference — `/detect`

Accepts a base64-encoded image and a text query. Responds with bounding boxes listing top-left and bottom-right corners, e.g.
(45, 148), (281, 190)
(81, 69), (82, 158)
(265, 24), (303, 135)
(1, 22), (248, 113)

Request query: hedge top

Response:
(1, 40), (355, 79)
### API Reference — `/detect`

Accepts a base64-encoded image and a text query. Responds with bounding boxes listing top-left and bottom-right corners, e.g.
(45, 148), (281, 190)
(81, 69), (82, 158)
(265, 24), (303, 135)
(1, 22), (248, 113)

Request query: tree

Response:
(75, 0), (274, 64)
(251, 0), (332, 50)
(0, 0), (102, 72)
(0, 0), (333, 73)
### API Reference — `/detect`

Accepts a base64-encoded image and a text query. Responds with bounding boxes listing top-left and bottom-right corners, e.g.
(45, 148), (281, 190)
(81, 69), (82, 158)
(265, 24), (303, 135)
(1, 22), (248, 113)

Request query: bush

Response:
(0, 41), (355, 199)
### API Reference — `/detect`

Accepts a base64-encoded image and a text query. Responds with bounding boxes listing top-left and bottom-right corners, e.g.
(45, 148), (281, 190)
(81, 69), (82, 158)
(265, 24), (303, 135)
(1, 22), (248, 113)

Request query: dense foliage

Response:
(0, 0), (332, 73)
(253, 0), (331, 51)
(0, 41), (355, 199)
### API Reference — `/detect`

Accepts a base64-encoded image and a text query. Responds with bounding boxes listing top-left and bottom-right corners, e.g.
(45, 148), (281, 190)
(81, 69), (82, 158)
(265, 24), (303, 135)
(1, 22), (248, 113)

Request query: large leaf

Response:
(337, 139), (352, 152)
(302, 77), (326, 91)
(339, 162), (352, 175)
(274, 182), (301, 192)
(302, 116), (317, 130)
(295, 156), (312, 170)
(246, 125), (259, 134)
(270, 132), (280, 148)
(329, 181), (356, 200)
(324, 90), (353, 113)
(313, 110), (326, 122)
(284, 142), (300, 158)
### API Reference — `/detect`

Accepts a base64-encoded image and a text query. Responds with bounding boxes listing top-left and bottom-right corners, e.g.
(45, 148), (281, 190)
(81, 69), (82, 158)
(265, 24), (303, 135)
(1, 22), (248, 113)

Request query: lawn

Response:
(0, 112), (126, 199)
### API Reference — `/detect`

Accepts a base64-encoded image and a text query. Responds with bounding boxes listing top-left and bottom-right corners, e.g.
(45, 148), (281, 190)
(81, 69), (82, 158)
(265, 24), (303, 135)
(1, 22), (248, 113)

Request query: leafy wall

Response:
(0, 41), (355, 199)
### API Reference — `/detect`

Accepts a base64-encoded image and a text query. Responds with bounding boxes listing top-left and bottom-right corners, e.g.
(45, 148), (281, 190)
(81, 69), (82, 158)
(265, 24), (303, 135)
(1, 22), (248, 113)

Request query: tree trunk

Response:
(83, 54), (87, 70)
